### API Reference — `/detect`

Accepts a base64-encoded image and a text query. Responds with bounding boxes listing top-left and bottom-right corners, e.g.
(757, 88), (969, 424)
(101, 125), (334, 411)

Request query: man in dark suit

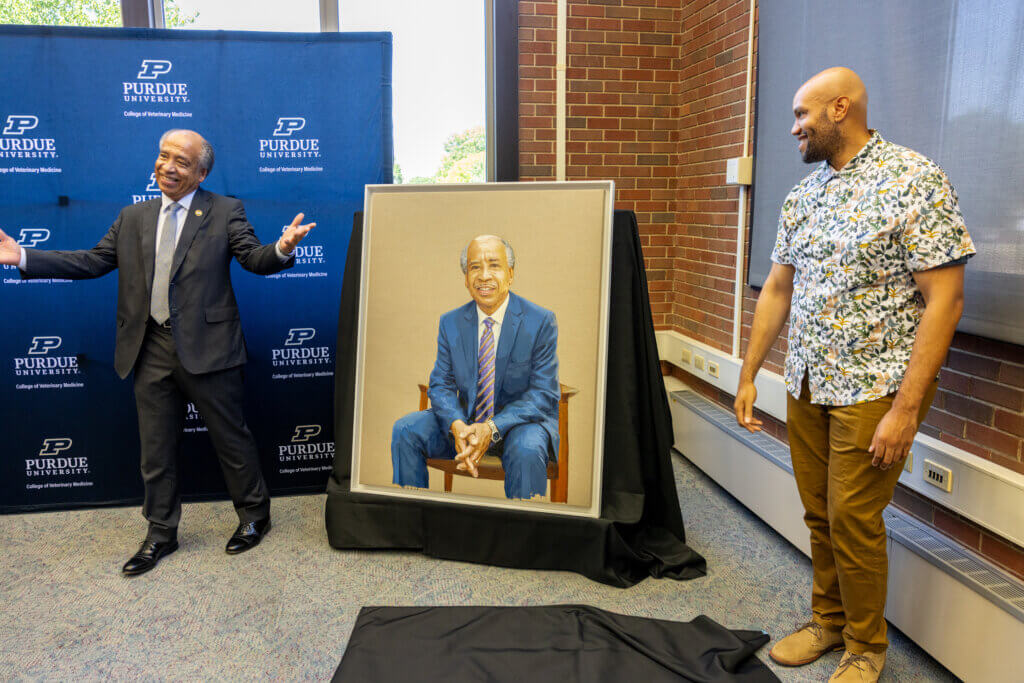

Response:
(0, 129), (315, 575)
(391, 235), (559, 500)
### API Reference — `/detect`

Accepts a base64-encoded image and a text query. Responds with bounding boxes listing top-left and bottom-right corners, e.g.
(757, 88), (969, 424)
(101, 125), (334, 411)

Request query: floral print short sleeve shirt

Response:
(771, 131), (976, 406)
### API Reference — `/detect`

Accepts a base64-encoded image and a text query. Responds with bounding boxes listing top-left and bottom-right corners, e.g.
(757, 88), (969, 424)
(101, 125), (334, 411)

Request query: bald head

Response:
(791, 67), (872, 168)
(795, 67), (868, 128)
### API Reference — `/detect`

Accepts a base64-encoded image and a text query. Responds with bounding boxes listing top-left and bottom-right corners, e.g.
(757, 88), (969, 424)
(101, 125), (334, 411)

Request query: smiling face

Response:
(791, 88), (842, 164)
(463, 236), (513, 315)
(154, 131), (208, 201)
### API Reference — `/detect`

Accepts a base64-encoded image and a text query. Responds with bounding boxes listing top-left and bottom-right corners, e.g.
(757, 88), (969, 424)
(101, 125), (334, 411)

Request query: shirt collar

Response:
(161, 189), (197, 212)
(817, 130), (883, 185)
(477, 293), (510, 328)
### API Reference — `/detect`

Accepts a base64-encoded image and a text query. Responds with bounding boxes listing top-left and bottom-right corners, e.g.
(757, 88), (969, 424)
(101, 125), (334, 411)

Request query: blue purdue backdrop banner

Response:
(0, 26), (392, 512)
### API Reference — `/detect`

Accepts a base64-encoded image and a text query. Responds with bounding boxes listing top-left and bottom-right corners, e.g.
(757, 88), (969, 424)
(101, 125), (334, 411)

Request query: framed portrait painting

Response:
(350, 181), (613, 518)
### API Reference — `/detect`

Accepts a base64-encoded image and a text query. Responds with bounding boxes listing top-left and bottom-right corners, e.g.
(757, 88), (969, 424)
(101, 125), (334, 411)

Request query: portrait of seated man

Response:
(391, 234), (560, 500)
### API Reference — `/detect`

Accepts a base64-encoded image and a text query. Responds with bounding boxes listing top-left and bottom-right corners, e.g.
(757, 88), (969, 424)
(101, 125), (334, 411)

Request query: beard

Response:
(801, 117), (841, 164)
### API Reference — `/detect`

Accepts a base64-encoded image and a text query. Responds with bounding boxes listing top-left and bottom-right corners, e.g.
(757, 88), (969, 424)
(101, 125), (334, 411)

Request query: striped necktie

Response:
(472, 317), (496, 423)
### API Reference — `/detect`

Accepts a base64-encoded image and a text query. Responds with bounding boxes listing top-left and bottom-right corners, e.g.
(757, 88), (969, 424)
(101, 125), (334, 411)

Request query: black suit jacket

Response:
(22, 188), (292, 378)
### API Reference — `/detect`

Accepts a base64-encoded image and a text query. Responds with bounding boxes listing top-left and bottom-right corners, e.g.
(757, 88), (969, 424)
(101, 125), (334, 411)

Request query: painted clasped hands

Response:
(450, 419), (492, 477)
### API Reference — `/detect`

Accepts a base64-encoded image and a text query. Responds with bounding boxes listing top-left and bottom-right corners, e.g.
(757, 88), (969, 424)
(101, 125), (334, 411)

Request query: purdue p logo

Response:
(28, 336), (62, 355)
(17, 229), (50, 247)
(291, 425), (321, 443)
(3, 115), (39, 136)
(39, 438), (73, 456)
(137, 60), (173, 79)
(272, 117), (306, 137)
(284, 328), (316, 346)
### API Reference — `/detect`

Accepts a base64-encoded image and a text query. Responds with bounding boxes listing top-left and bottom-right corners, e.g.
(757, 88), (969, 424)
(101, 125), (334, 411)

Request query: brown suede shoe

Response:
(828, 651), (885, 682)
(769, 621), (844, 666)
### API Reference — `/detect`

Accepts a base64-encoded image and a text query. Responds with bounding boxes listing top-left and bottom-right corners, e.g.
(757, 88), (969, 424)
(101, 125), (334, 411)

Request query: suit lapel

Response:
(169, 188), (212, 281)
(140, 199), (162, 295)
(494, 293), (522, 401)
(457, 303), (477, 402)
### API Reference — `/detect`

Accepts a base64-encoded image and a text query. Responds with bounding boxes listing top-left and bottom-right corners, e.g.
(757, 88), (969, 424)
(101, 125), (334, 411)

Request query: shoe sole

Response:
(122, 541), (179, 576)
(225, 521), (271, 555)
(769, 642), (845, 667)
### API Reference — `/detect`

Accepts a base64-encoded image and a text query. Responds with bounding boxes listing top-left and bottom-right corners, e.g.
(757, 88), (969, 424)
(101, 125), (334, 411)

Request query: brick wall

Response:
(518, 0), (683, 321)
(517, 0), (1024, 580)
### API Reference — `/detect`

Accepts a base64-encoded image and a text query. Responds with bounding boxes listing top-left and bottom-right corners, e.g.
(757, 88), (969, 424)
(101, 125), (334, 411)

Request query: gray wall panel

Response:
(750, 0), (1022, 344)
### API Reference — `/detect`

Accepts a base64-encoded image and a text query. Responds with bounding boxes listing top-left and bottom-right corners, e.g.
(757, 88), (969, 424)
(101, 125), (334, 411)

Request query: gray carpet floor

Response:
(0, 452), (955, 682)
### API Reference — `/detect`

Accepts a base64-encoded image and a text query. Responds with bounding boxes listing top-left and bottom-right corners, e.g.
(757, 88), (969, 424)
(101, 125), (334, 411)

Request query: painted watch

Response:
(486, 418), (501, 442)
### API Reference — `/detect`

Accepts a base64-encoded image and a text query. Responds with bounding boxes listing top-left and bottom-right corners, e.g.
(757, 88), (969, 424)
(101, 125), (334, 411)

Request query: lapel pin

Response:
(194, 209), (203, 217)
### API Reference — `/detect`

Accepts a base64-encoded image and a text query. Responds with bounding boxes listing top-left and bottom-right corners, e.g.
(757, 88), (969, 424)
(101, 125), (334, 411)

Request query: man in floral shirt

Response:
(734, 67), (974, 682)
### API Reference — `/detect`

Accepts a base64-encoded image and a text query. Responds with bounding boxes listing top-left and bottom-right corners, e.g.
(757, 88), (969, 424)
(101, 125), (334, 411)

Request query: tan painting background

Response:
(354, 186), (609, 510)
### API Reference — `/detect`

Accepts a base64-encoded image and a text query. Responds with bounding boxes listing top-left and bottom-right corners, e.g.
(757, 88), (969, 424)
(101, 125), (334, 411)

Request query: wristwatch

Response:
(486, 418), (501, 442)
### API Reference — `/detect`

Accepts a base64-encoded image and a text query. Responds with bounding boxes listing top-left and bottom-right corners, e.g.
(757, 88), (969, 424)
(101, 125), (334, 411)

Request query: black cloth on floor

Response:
(333, 605), (778, 683)
(325, 210), (706, 587)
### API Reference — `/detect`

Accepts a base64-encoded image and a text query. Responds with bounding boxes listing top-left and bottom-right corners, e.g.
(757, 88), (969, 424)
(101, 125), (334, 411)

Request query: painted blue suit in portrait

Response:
(391, 292), (559, 499)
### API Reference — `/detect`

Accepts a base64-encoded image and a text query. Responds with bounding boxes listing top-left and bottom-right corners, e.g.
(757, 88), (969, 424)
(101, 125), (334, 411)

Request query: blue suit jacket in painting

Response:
(426, 292), (560, 457)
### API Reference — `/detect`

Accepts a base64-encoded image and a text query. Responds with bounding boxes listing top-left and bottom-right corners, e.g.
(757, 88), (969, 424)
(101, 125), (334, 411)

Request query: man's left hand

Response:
(869, 404), (918, 469)
(277, 213), (316, 255)
(454, 423), (492, 477)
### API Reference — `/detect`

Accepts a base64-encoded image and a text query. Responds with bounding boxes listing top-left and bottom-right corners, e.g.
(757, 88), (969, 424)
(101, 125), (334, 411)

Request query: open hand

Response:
(277, 213), (316, 255)
(0, 227), (22, 266)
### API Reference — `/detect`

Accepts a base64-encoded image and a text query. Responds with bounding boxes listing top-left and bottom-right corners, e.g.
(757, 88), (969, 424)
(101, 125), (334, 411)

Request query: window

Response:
(0, 0), (124, 27)
(168, 0), (319, 32)
(339, 0), (486, 184)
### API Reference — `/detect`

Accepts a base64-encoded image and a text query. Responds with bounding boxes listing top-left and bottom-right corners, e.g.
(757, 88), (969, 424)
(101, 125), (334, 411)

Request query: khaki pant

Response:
(786, 376), (936, 655)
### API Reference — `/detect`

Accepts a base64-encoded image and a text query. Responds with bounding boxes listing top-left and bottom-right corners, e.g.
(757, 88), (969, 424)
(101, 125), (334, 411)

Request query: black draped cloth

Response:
(333, 606), (777, 682)
(325, 210), (706, 587)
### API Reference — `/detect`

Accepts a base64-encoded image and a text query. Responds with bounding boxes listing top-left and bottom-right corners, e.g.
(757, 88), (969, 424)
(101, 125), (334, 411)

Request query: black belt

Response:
(148, 317), (172, 330)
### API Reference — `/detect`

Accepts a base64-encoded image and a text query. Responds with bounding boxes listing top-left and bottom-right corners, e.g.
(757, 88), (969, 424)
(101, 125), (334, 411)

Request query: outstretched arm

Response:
(227, 202), (315, 274)
(4, 217), (120, 280)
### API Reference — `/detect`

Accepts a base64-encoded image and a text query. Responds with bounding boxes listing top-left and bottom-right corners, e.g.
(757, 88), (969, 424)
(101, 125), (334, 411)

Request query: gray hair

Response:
(460, 236), (515, 274)
(159, 129), (215, 173)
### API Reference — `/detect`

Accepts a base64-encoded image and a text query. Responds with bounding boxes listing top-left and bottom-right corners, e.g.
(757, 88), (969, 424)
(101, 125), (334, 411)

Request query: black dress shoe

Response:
(122, 538), (179, 576)
(225, 517), (271, 554)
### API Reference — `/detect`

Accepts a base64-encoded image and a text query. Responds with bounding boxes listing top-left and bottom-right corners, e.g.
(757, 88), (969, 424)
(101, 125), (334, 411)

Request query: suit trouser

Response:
(391, 410), (550, 500)
(786, 375), (936, 655)
(133, 321), (270, 542)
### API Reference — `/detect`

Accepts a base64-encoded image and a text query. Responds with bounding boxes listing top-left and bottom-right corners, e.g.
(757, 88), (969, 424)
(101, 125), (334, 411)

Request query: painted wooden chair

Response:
(418, 382), (577, 503)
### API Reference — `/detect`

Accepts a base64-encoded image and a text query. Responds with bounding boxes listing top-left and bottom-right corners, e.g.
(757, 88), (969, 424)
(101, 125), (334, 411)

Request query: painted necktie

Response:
(150, 202), (181, 324)
(472, 317), (496, 423)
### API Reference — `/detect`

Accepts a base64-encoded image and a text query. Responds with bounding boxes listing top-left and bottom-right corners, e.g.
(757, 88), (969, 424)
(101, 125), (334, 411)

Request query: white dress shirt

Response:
(155, 190), (195, 257)
(476, 293), (510, 350)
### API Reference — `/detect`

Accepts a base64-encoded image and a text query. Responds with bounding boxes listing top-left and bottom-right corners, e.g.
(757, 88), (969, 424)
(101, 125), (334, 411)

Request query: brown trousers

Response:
(786, 376), (936, 655)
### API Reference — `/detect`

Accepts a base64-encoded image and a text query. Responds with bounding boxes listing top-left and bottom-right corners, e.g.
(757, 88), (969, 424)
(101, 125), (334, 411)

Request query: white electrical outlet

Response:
(904, 451), (913, 473)
(694, 355), (705, 371)
(923, 459), (953, 492)
(680, 348), (692, 365)
(707, 361), (719, 377)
